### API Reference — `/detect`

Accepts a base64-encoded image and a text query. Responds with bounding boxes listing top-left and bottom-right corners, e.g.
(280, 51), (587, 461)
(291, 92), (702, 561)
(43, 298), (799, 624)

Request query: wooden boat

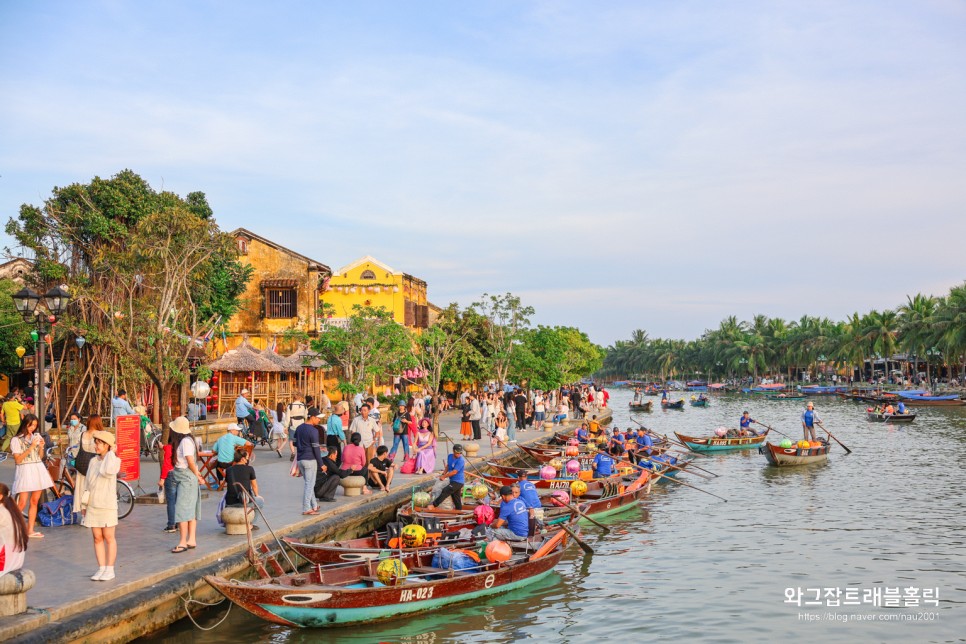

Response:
(896, 393), (965, 407)
(761, 441), (830, 466)
(762, 392), (806, 400)
(866, 411), (917, 423)
(689, 398), (709, 407)
(629, 400), (653, 411)
(205, 525), (575, 628)
(485, 469), (638, 491)
(284, 525), (483, 565)
(661, 399), (685, 409)
(801, 385), (847, 395)
(675, 430), (769, 453)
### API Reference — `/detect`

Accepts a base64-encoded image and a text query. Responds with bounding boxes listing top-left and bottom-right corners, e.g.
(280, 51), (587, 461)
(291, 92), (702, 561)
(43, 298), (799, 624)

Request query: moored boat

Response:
(675, 429), (769, 452)
(895, 392), (965, 406)
(205, 525), (575, 628)
(761, 441), (830, 466)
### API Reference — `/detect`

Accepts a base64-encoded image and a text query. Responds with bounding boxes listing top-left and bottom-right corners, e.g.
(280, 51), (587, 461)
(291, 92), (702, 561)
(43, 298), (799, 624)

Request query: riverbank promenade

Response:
(0, 408), (610, 643)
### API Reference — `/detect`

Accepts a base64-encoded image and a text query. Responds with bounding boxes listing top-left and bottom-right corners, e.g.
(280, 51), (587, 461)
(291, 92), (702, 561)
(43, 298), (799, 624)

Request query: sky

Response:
(1, 1), (964, 346)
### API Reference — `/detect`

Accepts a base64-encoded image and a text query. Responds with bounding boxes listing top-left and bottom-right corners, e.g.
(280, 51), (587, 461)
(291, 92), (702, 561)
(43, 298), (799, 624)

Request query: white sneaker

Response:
(99, 568), (115, 581)
(91, 567), (106, 581)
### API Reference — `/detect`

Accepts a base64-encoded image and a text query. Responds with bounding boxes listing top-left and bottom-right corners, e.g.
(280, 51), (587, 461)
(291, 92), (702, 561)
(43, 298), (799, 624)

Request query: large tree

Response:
(471, 292), (534, 385)
(6, 170), (250, 424)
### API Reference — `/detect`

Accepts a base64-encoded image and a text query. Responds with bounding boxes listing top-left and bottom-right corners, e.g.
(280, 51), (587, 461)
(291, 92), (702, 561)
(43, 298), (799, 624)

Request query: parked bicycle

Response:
(44, 446), (135, 520)
(141, 422), (163, 464)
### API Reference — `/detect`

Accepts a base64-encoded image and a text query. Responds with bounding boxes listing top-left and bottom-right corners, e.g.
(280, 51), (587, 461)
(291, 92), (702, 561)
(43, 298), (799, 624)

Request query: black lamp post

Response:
(11, 286), (72, 428)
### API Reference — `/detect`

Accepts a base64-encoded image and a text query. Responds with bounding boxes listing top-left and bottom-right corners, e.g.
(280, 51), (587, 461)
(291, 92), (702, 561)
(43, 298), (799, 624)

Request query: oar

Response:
(631, 462), (729, 503)
(817, 422), (852, 454)
(438, 431), (497, 482)
(559, 522), (594, 555)
(561, 501), (610, 531)
(632, 454), (712, 479)
(491, 432), (543, 467)
(754, 421), (790, 439)
(658, 453), (719, 477)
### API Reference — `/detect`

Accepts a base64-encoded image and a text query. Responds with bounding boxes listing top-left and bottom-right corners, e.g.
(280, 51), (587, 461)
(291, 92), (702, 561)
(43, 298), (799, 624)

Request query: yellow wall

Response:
(323, 259), (428, 329)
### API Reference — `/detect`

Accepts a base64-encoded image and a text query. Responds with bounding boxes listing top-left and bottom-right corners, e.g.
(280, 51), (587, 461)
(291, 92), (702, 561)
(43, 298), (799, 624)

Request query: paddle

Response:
(558, 522), (594, 554)
(438, 431), (496, 483)
(753, 421), (790, 439)
(561, 501), (610, 531)
(817, 421), (852, 454)
(636, 455), (712, 480)
(660, 454), (720, 478)
(630, 462), (729, 503)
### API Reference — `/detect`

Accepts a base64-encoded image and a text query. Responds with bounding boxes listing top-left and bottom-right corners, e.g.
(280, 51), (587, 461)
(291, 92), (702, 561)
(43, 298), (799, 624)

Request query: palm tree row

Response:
(600, 283), (966, 384)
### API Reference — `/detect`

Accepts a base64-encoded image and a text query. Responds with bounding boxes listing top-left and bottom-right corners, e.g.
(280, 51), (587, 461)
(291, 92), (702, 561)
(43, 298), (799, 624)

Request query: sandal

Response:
(302, 510), (319, 515)
(28, 531), (44, 539)
(171, 545), (189, 554)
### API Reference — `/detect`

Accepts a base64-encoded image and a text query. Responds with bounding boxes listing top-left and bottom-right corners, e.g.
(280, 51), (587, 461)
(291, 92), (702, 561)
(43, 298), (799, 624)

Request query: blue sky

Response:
(1, 1), (964, 346)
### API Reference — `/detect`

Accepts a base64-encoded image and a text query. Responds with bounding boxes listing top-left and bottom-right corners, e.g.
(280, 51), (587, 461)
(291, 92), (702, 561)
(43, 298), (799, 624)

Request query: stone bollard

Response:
(341, 476), (367, 497)
(0, 569), (36, 617)
(221, 505), (255, 535)
(544, 422), (554, 432)
(463, 443), (480, 458)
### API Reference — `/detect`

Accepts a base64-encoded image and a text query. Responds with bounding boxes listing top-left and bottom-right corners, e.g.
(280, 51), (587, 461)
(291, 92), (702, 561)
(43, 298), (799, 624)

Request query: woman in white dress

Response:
(10, 414), (55, 539)
(82, 430), (120, 581)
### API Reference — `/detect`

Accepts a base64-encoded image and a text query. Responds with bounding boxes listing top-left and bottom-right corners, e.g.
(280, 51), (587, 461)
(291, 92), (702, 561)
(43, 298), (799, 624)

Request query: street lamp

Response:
(11, 285), (72, 429)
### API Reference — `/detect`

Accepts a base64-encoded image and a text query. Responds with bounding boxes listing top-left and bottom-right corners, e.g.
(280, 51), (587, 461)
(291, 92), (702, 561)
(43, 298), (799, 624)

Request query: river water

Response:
(143, 389), (966, 643)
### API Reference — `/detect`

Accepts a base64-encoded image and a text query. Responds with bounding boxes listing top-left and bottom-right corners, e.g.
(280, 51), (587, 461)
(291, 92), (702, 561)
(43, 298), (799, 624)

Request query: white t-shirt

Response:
(175, 436), (197, 469)
(349, 416), (377, 448)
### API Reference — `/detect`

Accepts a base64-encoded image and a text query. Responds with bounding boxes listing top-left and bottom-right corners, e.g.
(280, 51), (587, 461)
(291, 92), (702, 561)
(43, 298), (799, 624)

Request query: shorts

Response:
(534, 412), (545, 421)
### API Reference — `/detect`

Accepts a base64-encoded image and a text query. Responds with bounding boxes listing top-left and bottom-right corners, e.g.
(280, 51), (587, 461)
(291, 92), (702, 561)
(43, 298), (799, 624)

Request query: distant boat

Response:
(662, 399), (685, 410)
(761, 441), (830, 467)
(895, 392), (965, 406)
(866, 411), (917, 423)
(629, 400), (653, 412)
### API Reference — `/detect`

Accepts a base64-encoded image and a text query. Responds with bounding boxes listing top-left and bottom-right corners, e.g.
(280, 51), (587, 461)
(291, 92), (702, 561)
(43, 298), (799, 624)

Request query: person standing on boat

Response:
(801, 402), (821, 442)
(429, 444), (466, 511)
(739, 411), (760, 436)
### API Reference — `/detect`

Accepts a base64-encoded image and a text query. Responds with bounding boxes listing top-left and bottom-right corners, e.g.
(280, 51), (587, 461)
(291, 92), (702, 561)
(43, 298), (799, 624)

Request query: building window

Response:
(265, 288), (297, 318)
(237, 238), (249, 255)
(360, 269), (376, 280)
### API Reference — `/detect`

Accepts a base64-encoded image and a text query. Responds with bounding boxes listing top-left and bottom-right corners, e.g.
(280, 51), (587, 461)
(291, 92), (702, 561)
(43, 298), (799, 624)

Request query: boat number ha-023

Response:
(400, 586), (436, 602)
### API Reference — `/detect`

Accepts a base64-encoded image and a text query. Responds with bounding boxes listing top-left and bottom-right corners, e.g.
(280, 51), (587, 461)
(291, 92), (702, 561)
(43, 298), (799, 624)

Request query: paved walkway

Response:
(0, 409), (571, 639)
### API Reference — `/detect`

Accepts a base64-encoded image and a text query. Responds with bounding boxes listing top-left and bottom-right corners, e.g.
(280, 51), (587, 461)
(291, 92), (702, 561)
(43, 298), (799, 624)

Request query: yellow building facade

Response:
(322, 256), (430, 331)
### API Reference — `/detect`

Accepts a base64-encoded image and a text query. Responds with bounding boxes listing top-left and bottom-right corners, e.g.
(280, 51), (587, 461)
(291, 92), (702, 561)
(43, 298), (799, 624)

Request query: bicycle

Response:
(141, 422), (163, 464)
(241, 418), (283, 457)
(44, 446), (135, 520)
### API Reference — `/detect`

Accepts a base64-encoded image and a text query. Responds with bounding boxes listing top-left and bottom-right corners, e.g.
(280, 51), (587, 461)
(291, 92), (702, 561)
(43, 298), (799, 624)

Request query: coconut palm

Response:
(898, 294), (939, 382)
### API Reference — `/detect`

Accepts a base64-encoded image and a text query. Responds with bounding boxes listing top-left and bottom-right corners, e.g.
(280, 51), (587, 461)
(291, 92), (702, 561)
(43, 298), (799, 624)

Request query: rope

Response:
(180, 587), (232, 631)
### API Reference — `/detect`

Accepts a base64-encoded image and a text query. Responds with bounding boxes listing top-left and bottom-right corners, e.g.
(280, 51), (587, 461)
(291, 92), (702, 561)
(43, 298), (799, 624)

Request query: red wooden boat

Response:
(761, 441), (831, 466)
(205, 525), (576, 627)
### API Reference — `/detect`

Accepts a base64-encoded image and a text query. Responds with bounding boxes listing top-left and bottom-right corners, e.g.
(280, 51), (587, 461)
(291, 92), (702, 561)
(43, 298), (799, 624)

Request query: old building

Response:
(0, 258), (32, 284)
(227, 228), (332, 352)
(322, 256), (430, 331)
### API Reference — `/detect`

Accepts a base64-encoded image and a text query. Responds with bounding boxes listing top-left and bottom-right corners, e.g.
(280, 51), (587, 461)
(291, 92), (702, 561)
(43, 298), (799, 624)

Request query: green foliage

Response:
(510, 326), (603, 390)
(311, 305), (413, 394)
(470, 292), (534, 384)
(0, 279), (32, 375)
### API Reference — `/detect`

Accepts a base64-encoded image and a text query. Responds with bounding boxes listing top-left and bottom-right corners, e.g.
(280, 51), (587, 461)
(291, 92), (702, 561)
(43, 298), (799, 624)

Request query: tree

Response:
(471, 292), (534, 385)
(5, 170), (250, 425)
(311, 305), (413, 405)
(0, 279), (32, 375)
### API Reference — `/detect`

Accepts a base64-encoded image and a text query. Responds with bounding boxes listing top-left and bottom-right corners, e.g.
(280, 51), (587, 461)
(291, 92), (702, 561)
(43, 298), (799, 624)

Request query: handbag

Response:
(74, 445), (94, 477)
(290, 459), (301, 477)
(400, 457), (417, 475)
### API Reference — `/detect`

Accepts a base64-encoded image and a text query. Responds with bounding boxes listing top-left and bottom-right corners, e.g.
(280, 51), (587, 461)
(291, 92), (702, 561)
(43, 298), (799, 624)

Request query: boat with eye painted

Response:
(760, 441), (831, 466)
(205, 524), (575, 628)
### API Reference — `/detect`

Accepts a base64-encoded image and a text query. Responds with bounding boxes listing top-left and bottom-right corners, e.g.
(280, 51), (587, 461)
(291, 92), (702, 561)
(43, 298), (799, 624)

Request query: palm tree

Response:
(898, 294), (938, 383)
(861, 310), (900, 381)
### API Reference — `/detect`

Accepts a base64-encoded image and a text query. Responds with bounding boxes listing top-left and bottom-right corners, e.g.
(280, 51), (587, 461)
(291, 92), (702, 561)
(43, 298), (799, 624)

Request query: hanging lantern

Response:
(15, 346), (26, 358)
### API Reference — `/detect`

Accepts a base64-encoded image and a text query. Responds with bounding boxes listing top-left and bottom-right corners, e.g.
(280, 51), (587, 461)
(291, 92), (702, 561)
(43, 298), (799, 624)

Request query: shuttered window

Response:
(265, 288), (297, 318)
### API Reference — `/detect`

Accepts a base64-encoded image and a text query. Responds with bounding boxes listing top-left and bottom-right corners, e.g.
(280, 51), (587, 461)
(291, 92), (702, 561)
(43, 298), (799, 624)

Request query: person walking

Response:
(82, 430), (121, 580)
(294, 407), (327, 515)
(513, 389), (527, 434)
(168, 417), (206, 554)
(10, 414), (54, 540)
(286, 393), (307, 461)
(388, 402), (412, 462)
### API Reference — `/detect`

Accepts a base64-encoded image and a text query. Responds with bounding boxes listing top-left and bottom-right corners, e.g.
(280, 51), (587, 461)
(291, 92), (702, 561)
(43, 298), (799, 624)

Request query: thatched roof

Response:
(207, 339), (282, 373)
(288, 344), (329, 370)
(259, 346), (303, 373)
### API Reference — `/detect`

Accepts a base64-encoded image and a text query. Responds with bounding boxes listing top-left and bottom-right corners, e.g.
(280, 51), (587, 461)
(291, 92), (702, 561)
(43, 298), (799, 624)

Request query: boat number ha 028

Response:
(400, 586), (435, 602)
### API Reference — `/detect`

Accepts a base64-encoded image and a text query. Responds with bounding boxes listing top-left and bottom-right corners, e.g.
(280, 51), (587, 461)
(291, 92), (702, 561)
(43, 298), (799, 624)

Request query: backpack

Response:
(37, 495), (77, 527)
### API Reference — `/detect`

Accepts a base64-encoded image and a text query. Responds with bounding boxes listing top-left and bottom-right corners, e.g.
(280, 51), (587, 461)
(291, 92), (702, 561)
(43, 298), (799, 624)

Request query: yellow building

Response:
(226, 228), (332, 351)
(323, 256), (430, 331)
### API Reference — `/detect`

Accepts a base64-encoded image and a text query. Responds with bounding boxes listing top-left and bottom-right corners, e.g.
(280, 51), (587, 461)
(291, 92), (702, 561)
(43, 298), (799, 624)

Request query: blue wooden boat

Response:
(661, 399), (685, 410)
(689, 397), (709, 407)
(895, 392), (965, 406)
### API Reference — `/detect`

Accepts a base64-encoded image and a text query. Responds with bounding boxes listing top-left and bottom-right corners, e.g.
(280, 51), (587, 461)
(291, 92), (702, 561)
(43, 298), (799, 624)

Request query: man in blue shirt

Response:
(634, 429), (653, 464)
(575, 423), (590, 443)
(515, 470), (541, 535)
(430, 444), (466, 510)
(801, 402), (821, 442)
(212, 423), (251, 483)
(488, 486), (529, 542)
(740, 411), (760, 436)
(235, 389), (256, 430)
(593, 448), (616, 478)
(111, 389), (136, 426)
